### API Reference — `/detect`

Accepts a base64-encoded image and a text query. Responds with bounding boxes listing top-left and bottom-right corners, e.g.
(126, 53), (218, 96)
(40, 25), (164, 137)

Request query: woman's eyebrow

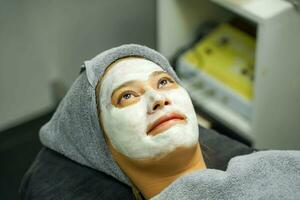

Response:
(149, 70), (168, 77)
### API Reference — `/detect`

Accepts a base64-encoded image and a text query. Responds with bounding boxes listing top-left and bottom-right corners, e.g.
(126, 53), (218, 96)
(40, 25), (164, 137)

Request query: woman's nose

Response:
(152, 99), (171, 111)
(146, 90), (171, 113)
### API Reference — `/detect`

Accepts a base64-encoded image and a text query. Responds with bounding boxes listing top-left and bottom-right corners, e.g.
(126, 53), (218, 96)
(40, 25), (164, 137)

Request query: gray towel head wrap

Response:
(39, 44), (181, 186)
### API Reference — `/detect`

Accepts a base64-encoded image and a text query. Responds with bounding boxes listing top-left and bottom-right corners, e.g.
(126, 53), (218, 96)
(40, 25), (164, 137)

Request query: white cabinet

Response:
(157, 0), (300, 149)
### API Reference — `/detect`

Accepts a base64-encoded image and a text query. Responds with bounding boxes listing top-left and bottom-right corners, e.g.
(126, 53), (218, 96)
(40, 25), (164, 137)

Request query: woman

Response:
(20, 44), (299, 199)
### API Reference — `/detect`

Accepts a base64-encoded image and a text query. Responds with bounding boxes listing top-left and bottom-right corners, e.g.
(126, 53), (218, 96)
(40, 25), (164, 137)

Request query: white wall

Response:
(0, 0), (156, 131)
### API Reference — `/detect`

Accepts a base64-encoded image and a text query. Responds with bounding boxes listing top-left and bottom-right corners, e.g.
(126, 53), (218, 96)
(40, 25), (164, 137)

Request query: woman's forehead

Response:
(101, 57), (164, 88)
(105, 57), (164, 79)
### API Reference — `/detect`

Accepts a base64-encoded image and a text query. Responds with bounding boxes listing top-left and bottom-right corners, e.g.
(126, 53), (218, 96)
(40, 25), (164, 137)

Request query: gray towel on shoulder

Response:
(153, 150), (300, 200)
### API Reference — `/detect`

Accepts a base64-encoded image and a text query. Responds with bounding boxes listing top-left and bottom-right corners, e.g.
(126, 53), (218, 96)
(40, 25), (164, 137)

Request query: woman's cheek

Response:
(110, 101), (148, 133)
(166, 88), (192, 107)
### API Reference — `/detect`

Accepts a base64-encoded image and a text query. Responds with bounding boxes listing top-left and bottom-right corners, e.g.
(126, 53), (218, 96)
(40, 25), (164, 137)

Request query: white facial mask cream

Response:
(100, 57), (199, 159)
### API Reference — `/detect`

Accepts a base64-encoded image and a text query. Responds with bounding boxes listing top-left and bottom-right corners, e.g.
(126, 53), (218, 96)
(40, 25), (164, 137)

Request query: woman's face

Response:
(99, 57), (199, 159)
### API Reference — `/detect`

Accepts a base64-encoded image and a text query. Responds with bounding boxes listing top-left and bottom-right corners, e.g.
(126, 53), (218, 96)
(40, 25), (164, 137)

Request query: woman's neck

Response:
(108, 141), (206, 199)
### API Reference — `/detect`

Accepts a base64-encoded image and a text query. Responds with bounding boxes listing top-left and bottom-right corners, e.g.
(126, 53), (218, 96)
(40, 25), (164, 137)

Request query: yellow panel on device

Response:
(185, 23), (255, 100)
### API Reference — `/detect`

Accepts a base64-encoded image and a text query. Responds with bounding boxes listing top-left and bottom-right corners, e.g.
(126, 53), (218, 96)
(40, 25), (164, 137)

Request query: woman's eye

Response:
(123, 93), (132, 100)
(158, 78), (171, 88)
(118, 92), (137, 104)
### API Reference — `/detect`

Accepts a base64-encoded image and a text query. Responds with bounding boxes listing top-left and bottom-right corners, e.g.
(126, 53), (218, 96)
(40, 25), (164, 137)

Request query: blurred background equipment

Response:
(178, 22), (255, 118)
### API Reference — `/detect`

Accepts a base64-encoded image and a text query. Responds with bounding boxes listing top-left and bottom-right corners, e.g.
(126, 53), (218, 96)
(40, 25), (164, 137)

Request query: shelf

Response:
(211, 0), (292, 23)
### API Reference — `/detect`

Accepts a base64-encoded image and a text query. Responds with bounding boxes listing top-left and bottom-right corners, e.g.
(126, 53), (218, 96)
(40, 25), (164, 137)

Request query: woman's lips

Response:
(147, 112), (187, 136)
